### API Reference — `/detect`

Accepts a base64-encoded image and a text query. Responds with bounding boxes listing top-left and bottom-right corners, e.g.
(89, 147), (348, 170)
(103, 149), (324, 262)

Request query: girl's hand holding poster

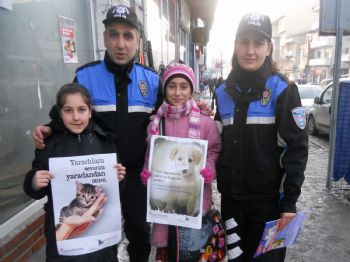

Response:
(49, 153), (121, 256)
(146, 135), (207, 229)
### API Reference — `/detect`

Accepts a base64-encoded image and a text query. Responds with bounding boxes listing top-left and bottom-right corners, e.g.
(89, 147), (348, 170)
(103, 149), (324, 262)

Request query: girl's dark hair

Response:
(56, 83), (92, 111)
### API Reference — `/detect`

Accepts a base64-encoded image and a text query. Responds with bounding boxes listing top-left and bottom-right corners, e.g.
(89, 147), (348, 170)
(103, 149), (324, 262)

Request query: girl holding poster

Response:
(140, 63), (222, 261)
(23, 83), (125, 261)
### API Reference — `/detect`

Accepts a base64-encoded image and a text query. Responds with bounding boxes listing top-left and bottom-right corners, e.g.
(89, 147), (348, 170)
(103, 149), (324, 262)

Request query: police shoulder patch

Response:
(291, 107), (306, 129)
(139, 80), (148, 97)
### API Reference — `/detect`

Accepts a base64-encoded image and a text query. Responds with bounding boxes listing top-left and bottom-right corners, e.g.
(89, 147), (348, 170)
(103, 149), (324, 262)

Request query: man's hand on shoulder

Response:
(194, 99), (213, 116)
(33, 125), (52, 149)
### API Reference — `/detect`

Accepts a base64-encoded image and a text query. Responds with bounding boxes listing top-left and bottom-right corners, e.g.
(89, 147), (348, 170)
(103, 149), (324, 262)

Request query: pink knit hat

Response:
(161, 63), (195, 93)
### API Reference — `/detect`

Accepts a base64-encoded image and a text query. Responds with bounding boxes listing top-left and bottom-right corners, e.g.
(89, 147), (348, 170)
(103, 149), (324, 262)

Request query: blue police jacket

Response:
(75, 58), (161, 170)
(76, 61), (159, 114)
(214, 73), (308, 213)
(216, 75), (287, 127)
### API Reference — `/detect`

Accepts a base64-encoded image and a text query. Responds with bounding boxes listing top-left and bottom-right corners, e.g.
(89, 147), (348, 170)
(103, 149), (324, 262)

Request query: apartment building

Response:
(272, 1), (350, 84)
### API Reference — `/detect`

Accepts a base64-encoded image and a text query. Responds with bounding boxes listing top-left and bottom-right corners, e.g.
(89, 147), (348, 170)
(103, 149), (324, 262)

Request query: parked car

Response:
(297, 84), (323, 118)
(308, 78), (350, 135)
(320, 78), (333, 89)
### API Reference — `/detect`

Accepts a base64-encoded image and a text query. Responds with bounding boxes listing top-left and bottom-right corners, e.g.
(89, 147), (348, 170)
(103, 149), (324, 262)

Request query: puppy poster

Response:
(146, 135), (207, 229)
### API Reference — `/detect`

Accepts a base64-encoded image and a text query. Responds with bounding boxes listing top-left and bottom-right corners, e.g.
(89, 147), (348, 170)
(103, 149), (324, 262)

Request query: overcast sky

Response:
(207, 0), (286, 70)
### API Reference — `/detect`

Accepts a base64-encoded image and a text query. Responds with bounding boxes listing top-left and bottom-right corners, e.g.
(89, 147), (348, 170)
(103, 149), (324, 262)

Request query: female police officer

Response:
(214, 13), (308, 262)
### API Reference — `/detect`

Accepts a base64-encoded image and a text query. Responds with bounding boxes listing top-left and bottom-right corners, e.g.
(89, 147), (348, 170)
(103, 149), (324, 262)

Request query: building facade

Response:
(272, 1), (350, 85)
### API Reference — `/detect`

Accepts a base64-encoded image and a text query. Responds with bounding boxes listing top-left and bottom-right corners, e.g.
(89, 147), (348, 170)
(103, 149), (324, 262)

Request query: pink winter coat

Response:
(143, 113), (222, 247)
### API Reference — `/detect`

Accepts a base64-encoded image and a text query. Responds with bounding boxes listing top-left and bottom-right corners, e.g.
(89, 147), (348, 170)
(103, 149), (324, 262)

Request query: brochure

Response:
(254, 211), (307, 257)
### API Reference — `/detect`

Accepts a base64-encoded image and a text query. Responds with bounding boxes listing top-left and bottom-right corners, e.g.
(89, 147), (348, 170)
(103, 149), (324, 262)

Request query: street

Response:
(285, 134), (350, 262)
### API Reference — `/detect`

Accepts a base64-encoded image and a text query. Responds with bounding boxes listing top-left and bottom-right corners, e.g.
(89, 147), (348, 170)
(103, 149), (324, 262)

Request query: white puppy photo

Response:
(148, 136), (207, 219)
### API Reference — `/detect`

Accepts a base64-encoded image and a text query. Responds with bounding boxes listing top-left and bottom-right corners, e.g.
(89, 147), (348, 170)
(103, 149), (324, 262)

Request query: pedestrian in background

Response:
(208, 77), (215, 97)
(140, 63), (222, 261)
(211, 76), (224, 111)
(214, 13), (308, 261)
(24, 83), (126, 261)
(32, 5), (162, 261)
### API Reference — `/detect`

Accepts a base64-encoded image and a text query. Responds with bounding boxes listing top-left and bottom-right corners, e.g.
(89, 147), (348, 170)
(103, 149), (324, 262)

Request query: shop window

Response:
(317, 50), (322, 58)
(162, 0), (168, 19)
(0, 0), (94, 225)
(168, 0), (175, 43)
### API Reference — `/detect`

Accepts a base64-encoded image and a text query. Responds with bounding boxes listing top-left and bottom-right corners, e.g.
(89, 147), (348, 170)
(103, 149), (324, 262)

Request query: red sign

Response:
(215, 62), (223, 68)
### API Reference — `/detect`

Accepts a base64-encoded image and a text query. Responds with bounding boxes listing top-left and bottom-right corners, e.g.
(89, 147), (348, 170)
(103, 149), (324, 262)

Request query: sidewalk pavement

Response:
(28, 125), (350, 262)
(285, 136), (350, 262)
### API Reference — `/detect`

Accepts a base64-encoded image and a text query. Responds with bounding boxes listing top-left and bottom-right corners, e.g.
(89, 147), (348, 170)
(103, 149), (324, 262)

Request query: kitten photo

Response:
(58, 180), (103, 224)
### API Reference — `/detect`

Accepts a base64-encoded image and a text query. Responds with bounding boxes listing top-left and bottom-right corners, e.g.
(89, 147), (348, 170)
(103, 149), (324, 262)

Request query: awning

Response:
(186, 0), (217, 28)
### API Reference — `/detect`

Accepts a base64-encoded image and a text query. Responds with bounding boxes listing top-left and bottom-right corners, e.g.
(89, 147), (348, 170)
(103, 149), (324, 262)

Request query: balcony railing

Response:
(283, 50), (296, 57)
(310, 38), (334, 48)
(309, 58), (332, 66)
(342, 54), (350, 62)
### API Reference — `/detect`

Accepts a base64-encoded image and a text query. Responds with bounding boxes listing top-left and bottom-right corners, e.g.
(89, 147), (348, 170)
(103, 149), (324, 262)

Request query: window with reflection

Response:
(322, 87), (333, 104)
(0, 0), (93, 224)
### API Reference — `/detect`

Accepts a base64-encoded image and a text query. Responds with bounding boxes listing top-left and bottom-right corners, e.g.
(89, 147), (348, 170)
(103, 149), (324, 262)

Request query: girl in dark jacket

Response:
(23, 83), (125, 262)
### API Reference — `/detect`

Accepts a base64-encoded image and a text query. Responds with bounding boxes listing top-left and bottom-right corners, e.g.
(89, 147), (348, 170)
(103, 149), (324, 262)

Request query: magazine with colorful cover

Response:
(254, 211), (307, 257)
(146, 135), (207, 229)
(49, 153), (122, 256)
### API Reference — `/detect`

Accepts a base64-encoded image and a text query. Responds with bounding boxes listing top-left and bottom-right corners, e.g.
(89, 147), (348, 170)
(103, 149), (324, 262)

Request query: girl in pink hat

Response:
(140, 62), (222, 261)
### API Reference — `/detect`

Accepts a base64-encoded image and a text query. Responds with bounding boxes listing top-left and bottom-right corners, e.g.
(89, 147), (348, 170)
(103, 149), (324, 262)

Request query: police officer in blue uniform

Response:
(34, 5), (162, 261)
(214, 13), (308, 262)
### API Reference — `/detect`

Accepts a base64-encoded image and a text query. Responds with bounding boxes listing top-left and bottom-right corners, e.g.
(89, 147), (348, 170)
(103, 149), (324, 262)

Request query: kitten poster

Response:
(49, 153), (121, 256)
(146, 135), (207, 229)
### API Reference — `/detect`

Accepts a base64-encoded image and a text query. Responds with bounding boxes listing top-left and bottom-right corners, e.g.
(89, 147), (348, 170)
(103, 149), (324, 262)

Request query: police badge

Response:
(291, 107), (306, 129)
(139, 81), (147, 97)
(261, 88), (271, 106)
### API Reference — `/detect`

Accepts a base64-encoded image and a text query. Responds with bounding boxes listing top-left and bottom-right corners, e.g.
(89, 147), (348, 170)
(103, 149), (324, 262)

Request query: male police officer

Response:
(34, 5), (162, 261)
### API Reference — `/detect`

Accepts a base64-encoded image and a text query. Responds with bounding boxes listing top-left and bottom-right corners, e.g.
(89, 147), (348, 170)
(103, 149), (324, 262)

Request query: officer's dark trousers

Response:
(221, 196), (286, 262)
(120, 169), (150, 262)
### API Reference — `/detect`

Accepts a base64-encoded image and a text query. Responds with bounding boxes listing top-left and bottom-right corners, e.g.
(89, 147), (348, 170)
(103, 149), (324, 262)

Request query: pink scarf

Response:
(149, 98), (201, 138)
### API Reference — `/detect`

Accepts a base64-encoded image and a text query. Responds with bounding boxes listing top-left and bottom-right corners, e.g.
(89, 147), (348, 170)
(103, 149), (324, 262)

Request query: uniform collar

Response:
(225, 61), (271, 102)
(104, 51), (134, 79)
